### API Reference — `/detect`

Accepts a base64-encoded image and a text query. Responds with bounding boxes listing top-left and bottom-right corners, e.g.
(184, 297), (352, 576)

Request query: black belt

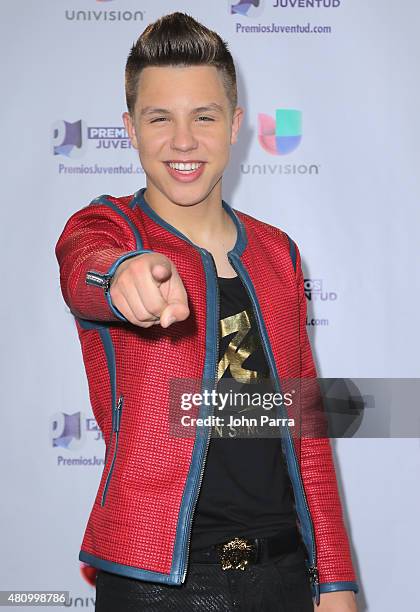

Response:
(190, 528), (301, 570)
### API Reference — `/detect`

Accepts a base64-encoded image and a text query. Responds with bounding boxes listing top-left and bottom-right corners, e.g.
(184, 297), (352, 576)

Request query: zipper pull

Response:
(114, 395), (124, 432)
(308, 565), (320, 605)
(86, 271), (112, 293)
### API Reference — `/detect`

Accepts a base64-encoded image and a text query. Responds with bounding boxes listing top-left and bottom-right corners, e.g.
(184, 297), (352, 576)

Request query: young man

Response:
(55, 12), (359, 612)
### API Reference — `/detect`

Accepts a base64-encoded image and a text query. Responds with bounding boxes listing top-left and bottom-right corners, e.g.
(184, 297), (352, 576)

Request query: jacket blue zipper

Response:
(85, 270), (111, 292)
(226, 252), (320, 604)
(176, 248), (319, 603)
(178, 249), (220, 582)
(101, 394), (124, 506)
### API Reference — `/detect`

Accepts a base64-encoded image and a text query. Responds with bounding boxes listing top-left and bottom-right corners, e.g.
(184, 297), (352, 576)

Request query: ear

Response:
(230, 106), (244, 145)
(122, 111), (139, 150)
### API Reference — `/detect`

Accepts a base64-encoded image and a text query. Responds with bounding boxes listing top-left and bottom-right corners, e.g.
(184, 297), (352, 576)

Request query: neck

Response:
(142, 181), (236, 251)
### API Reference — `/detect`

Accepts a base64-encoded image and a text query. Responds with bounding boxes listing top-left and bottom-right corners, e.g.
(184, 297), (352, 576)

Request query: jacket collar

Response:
(131, 187), (247, 258)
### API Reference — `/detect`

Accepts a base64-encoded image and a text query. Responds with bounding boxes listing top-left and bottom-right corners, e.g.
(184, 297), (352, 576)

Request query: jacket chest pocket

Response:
(101, 394), (124, 507)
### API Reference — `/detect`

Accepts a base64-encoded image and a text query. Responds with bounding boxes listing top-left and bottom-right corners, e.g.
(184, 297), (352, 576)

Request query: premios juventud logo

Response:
(51, 119), (132, 158)
(229, 0), (265, 17)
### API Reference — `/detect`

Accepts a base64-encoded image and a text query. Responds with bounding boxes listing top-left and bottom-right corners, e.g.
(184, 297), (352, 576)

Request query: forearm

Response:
(55, 202), (151, 322)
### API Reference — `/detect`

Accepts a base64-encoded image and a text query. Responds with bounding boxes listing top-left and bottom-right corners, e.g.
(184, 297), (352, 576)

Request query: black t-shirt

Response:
(190, 274), (298, 552)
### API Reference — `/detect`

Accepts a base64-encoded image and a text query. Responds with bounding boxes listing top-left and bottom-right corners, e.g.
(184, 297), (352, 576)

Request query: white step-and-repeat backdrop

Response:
(1, 1), (419, 610)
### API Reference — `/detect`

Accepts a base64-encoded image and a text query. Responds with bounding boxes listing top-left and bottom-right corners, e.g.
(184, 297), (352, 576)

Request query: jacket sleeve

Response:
(55, 202), (153, 323)
(294, 240), (359, 599)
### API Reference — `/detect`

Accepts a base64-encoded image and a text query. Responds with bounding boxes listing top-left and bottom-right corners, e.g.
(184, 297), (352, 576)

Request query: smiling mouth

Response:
(166, 161), (204, 173)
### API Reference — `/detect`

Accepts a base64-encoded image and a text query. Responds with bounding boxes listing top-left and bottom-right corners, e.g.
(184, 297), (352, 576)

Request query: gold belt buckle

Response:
(217, 537), (256, 570)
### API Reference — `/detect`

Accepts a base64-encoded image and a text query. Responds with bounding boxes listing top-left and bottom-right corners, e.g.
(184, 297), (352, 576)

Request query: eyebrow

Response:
(140, 103), (225, 116)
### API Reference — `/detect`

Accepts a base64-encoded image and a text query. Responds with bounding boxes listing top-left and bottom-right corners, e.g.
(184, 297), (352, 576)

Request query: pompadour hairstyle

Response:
(125, 12), (238, 115)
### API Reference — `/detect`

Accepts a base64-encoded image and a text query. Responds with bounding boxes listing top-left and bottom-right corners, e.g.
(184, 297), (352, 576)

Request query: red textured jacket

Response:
(55, 187), (359, 604)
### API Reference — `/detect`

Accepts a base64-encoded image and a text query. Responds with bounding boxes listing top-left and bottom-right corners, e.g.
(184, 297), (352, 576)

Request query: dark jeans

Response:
(94, 541), (314, 611)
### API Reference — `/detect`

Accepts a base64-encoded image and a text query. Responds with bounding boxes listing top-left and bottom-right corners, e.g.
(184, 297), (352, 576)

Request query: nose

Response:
(170, 120), (198, 153)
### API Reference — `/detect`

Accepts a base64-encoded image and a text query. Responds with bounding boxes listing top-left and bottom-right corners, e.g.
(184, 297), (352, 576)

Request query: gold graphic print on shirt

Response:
(217, 309), (265, 384)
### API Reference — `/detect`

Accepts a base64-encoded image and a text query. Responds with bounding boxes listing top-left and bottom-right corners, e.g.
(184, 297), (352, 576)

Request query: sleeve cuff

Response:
(86, 249), (154, 323)
(312, 581), (359, 603)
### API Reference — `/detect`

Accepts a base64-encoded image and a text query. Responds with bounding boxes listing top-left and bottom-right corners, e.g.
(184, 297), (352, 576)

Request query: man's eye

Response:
(149, 116), (214, 123)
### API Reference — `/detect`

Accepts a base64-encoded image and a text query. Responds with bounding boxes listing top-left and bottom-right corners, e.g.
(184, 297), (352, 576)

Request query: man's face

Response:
(123, 65), (243, 207)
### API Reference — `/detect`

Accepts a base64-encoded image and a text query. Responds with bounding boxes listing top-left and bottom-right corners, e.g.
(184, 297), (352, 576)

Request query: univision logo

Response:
(229, 0), (265, 18)
(258, 109), (302, 155)
(241, 107), (320, 175)
(65, 0), (145, 22)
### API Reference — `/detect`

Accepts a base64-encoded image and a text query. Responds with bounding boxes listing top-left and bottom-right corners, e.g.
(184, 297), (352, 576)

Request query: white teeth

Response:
(168, 162), (202, 172)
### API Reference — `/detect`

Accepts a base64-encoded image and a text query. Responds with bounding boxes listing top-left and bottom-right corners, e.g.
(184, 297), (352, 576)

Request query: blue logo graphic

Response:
(52, 119), (87, 158)
(258, 109), (302, 155)
(50, 411), (85, 450)
(230, 0), (265, 18)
